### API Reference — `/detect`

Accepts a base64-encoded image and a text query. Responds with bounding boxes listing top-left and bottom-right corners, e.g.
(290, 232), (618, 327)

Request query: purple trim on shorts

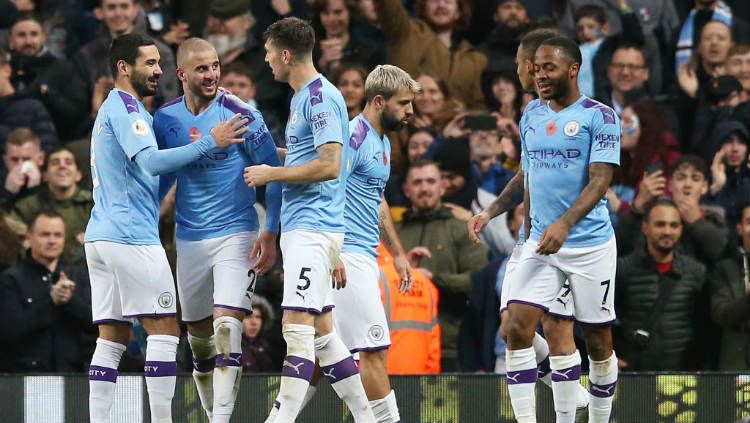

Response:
(281, 355), (315, 381)
(321, 356), (359, 383)
(182, 315), (213, 324)
(499, 307), (508, 314)
(551, 365), (581, 382)
(144, 361), (177, 377)
(213, 304), (251, 314)
(577, 319), (616, 326)
(589, 381), (617, 398)
(537, 356), (551, 378)
(506, 367), (537, 385)
(89, 365), (118, 383)
(193, 356), (216, 373)
(506, 300), (549, 312)
(273, 401), (280, 410)
(215, 353), (242, 368)
(546, 311), (575, 320)
(281, 306), (323, 314)
(122, 312), (177, 319)
(350, 345), (391, 353)
(322, 305), (335, 311)
(92, 318), (132, 325)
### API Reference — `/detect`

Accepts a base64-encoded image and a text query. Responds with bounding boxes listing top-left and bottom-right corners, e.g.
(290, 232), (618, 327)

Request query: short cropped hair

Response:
(406, 158), (440, 178)
(5, 128), (41, 148)
(263, 17), (315, 58)
(222, 62), (254, 82)
(364, 65), (422, 102)
(28, 209), (65, 232)
(176, 37), (215, 68)
(574, 4), (607, 25)
(518, 28), (559, 61)
(109, 33), (156, 77)
(645, 197), (680, 221)
(729, 43), (750, 57)
(539, 36), (583, 66)
(672, 154), (709, 180)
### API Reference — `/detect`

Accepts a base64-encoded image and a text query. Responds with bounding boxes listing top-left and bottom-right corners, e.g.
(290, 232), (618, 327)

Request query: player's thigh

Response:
(176, 238), (214, 323)
(507, 240), (567, 312)
(212, 231), (257, 316)
(499, 245), (523, 314)
(332, 252), (391, 353)
(558, 237), (617, 325)
(85, 242), (127, 324)
(280, 230), (344, 314)
(99, 242), (177, 319)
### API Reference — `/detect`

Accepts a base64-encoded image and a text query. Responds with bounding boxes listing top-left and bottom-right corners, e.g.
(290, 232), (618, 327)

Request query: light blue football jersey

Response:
(342, 114), (391, 257)
(85, 89), (162, 244)
(281, 75), (349, 233)
(519, 95), (620, 247)
(153, 92), (282, 241)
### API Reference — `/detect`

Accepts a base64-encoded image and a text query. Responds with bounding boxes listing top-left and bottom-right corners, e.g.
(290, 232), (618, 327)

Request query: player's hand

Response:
(244, 164), (277, 187)
(536, 219), (570, 255)
(405, 246), (431, 268)
(467, 211), (491, 244)
(210, 113), (249, 148)
(393, 254), (413, 293)
(633, 170), (665, 212)
(332, 258), (346, 289)
(251, 230), (277, 275)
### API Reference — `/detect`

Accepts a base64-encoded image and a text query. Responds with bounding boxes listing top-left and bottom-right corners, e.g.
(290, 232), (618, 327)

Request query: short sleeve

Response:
(242, 111), (278, 164)
(110, 110), (156, 160)
(308, 97), (344, 149)
(588, 106), (620, 166)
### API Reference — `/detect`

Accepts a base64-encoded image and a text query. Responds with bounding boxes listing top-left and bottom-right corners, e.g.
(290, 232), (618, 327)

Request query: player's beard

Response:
(382, 107), (406, 132)
(131, 69), (158, 97)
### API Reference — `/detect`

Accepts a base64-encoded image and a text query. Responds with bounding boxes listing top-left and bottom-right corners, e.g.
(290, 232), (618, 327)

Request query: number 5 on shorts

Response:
(297, 267), (312, 291)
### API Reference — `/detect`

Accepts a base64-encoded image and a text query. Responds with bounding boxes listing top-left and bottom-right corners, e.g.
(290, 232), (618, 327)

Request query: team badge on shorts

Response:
(158, 292), (174, 308)
(368, 325), (384, 341)
(564, 121), (580, 137)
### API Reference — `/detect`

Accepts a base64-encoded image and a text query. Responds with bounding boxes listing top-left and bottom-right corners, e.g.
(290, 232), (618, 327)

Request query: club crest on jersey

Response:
(546, 121), (557, 136)
(564, 121), (580, 137)
(158, 292), (174, 308)
(189, 126), (202, 141)
(131, 118), (149, 136)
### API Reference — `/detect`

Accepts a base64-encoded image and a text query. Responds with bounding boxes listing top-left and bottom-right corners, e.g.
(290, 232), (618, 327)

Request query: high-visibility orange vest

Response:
(376, 243), (441, 374)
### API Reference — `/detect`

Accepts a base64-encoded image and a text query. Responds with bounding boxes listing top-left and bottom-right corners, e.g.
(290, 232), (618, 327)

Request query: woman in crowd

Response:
(241, 295), (275, 373)
(333, 64), (367, 120)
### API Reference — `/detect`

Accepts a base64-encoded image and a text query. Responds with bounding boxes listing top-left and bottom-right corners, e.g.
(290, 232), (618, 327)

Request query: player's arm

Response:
(379, 198), (413, 293)
(467, 170), (525, 243)
(133, 113), (249, 176)
(245, 142), (342, 186)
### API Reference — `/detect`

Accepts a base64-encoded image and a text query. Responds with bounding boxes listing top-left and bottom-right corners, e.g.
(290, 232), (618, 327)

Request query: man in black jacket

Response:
(0, 209), (93, 372)
(8, 14), (88, 141)
(614, 198), (706, 370)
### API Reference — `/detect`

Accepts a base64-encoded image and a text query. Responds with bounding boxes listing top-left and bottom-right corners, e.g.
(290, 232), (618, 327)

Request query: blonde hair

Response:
(364, 65), (422, 102)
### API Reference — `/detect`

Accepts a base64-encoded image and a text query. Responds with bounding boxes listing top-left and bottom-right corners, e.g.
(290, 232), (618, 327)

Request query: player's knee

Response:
(582, 326), (612, 360)
(505, 318), (534, 346)
(140, 316), (180, 337)
(282, 323), (315, 357)
(360, 349), (387, 368)
(213, 315), (241, 354)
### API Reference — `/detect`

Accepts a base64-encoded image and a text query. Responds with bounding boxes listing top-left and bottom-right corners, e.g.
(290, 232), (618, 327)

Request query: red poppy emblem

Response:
(382, 152), (388, 165)
(546, 121), (557, 136)
(189, 126), (201, 141)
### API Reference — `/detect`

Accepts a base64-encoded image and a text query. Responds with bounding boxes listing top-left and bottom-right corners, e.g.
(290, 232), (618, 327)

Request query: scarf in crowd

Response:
(675, 1), (732, 74)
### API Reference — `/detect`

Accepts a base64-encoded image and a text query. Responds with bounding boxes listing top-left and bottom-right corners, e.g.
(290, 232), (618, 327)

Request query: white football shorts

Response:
(86, 241), (177, 323)
(332, 252), (391, 353)
(176, 231), (257, 322)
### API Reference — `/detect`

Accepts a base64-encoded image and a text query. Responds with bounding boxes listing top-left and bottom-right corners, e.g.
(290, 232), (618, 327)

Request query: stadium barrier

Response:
(0, 372), (748, 422)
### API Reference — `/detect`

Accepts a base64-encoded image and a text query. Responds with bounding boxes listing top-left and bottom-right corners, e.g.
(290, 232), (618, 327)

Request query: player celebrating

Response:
(469, 28), (590, 421)
(244, 17), (375, 422)
(85, 34), (248, 423)
(152, 38), (282, 423)
(499, 37), (620, 423)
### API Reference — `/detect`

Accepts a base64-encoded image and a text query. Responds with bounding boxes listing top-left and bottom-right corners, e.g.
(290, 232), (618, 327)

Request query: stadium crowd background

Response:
(0, 0), (748, 376)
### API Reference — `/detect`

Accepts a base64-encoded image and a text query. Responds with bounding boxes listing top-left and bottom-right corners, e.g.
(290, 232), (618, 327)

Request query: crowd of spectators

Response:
(0, 0), (747, 374)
